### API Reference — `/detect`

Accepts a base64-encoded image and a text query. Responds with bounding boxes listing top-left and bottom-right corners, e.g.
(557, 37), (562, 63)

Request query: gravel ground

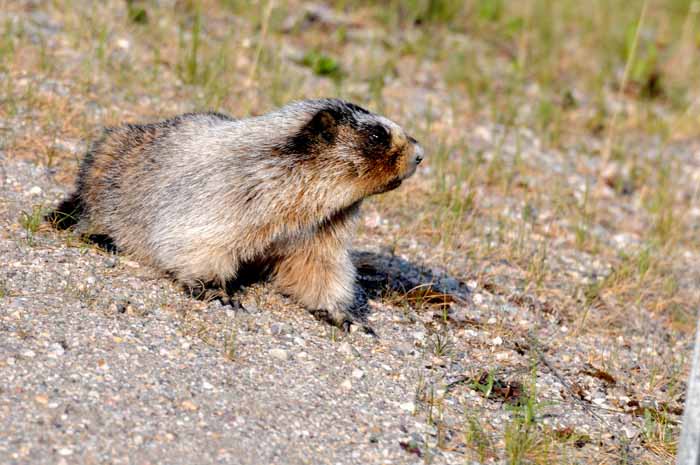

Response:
(0, 159), (463, 464)
(1, 2), (697, 463)
(1, 157), (691, 464)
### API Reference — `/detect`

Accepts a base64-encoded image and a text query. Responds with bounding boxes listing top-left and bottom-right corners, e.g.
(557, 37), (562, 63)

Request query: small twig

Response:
(247, 0), (274, 86)
(598, 0), (649, 190)
(527, 332), (611, 428)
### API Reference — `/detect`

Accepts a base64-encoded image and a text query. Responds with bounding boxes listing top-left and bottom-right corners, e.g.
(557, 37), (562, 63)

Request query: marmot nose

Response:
(414, 145), (424, 164)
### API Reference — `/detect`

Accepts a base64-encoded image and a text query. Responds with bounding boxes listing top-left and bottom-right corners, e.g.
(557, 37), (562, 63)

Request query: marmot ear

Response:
(306, 109), (339, 144)
(277, 108), (342, 156)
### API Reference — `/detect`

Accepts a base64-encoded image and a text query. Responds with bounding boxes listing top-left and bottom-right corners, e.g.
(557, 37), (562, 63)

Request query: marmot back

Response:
(47, 98), (424, 329)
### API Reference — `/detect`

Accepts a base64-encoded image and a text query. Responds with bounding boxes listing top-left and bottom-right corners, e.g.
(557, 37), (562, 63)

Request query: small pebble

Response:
(338, 342), (359, 357)
(181, 400), (198, 411)
(270, 323), (287, 335)
(269, 348), (289, 361)
(340, 379), (353, 391)
(399, 402), (415, 413)
(48, 342), (65, 357)
(351, 369), (364, 379)
(393, 343), (414, 356)
(241, 301), (259, 313)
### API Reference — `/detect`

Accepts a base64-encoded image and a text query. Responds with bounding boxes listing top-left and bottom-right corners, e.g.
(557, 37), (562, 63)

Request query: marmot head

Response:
(277, 99), (424, 196)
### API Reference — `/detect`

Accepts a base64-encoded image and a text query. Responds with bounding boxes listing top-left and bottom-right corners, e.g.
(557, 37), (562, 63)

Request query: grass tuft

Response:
(19, 205), (46, 246)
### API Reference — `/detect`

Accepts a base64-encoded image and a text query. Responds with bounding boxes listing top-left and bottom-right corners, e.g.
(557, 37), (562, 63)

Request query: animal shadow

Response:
(207, 250), (472, 324)
(349, 250), (472, 320)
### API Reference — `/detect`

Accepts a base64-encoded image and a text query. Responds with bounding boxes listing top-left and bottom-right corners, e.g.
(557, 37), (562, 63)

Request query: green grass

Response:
(224, 325), (237, 361)
(641, 407), (677, 460)
(19, 205), (45, 246)
(504, 373), (545, 464)
(464, 409), (494, 462)
(426, 330), (454, 357)
(460, 363), (591, 464)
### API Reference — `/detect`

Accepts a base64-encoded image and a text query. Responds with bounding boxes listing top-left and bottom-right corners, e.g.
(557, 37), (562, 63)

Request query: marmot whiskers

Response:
(47, 98), (424, 329)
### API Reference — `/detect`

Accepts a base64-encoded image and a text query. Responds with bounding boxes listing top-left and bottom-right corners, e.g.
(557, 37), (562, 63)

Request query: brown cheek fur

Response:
(355, 141), (412, 196)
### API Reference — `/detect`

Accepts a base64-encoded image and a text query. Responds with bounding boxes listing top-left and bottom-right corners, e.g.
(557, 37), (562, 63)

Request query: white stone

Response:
(269, 348), (289, 361)
(364, 212), (382, 228)
(338, 342), (358, 357)
(399, 402), (415, 413)
(623, 426), (638, 439)
(48, 343), (65, 357)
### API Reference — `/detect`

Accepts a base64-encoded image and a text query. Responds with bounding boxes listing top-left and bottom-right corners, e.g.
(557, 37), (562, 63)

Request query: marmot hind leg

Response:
(45, 191), (85, 230)
(45, 192), (115, 251)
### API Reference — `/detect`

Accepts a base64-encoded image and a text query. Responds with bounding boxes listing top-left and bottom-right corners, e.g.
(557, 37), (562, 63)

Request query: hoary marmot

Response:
(47, 98), (424, 329)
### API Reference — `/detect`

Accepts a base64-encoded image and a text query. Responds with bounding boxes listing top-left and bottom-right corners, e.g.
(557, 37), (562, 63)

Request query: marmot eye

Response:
(367, 125), (390, 146)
